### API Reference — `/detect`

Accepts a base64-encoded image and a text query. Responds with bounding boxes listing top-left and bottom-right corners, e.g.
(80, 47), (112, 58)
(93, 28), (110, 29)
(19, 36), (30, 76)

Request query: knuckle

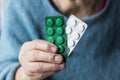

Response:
(18, 54), (24, 62)
(44, 44), (50, 51)
(20, 41), (30, 51)
(19, 50), (27, 62)
(18, 57), (22, 63)
(32, 41), (39, 49)
(23, 41), (30, 48)
(33, 39), (39, 42)
(24, 41), (30, 45)
(32, 50), (39, 60)
(30, 40), (41, 49)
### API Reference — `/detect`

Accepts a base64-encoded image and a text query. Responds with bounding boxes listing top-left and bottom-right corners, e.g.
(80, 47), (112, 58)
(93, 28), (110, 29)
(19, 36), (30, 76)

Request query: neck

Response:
(52, 0), (106, 18)
(69, 0), (105, 18)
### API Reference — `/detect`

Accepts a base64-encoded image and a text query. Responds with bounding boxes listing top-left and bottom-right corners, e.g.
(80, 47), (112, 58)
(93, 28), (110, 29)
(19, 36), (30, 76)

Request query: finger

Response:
(30, 40), (58, 53)
(25, 50), (63, 64)
(22, 40), (58, 53)
(26, 62), (65, 73)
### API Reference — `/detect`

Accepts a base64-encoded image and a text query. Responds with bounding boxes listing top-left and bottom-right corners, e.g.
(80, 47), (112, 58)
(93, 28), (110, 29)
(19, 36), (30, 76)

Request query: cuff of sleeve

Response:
(0, 62), (20, 80)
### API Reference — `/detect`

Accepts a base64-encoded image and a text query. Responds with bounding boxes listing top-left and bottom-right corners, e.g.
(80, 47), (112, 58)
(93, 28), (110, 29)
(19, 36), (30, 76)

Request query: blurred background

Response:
(0, 0), (7, 33)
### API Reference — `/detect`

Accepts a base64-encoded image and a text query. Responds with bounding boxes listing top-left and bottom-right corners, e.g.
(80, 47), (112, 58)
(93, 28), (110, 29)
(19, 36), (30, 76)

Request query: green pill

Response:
(58, 45), (65, 53)
(47, 19), (54, 27)
(47, 37), (54, 43)
(57, 36), (64, 44)
(56, 18), (63, 26)
(56, 28), (64, 35)
(47, 28), (54, 35)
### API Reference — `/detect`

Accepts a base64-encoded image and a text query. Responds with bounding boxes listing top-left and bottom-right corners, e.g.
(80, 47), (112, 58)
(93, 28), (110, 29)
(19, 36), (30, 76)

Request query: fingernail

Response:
(51, 47), (57, 52)
(55, 55), (62, 63)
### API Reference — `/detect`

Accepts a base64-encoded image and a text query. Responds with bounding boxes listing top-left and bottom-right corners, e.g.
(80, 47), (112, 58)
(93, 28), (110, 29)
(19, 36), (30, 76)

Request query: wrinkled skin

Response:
(53, 0), (102, 18)
(15, 0), (103, 80)
(16, 40), (65, 80)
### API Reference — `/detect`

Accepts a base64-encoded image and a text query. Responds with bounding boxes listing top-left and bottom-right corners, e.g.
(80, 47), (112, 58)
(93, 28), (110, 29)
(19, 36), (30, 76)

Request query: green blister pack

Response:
(45, 16), (67, 59)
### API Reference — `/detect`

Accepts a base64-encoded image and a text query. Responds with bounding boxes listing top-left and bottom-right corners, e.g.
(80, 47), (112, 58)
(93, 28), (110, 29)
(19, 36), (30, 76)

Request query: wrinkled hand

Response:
(15, 40), (65, 80)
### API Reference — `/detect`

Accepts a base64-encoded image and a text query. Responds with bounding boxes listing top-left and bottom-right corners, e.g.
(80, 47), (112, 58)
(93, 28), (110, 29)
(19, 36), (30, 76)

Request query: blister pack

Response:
(45, 16), (67, 59)
(66, 15), (88, 56)
(45, 15), (88, 58)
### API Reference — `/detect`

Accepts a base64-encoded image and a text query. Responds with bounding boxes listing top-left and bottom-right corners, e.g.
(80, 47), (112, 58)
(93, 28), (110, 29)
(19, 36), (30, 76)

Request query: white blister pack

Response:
(66, 15), (88, 56)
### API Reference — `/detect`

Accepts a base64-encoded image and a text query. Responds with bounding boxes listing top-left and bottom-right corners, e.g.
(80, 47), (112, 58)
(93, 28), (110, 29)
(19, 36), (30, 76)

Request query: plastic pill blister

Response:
(66, 15), (88, 56)
(45, 16), (67, 59)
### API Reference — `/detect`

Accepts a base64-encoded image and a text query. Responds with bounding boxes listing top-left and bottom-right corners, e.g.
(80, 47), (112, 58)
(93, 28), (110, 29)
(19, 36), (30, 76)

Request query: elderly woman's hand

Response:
(15, 40), (65, 80)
